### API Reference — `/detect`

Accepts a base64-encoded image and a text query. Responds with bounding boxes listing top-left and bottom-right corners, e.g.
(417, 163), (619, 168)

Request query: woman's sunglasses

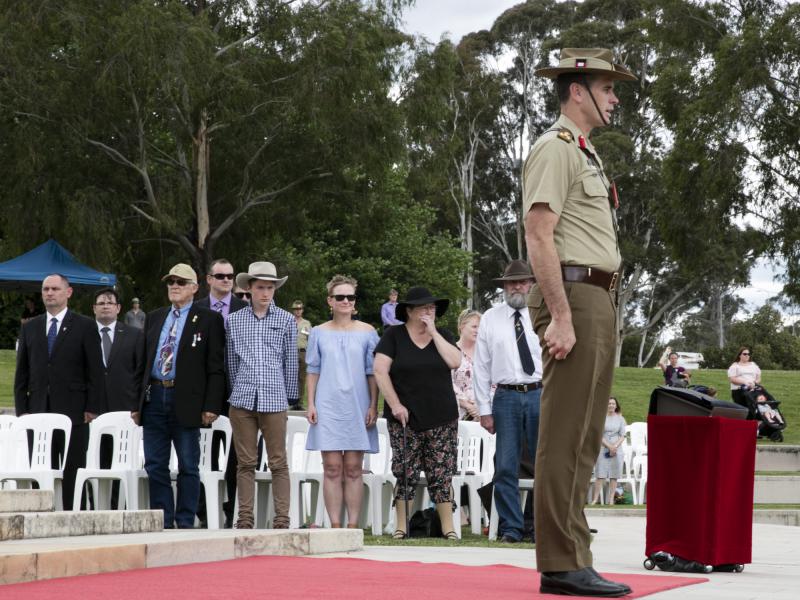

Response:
(330, 294), (356, 302)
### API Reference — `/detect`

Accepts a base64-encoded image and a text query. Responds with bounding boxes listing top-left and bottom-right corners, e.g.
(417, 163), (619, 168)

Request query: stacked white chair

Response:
(632, 454), (648, 503)
(73, 411), (141, 510)
(361, 418), (394, 535)
(252, 415), (306, 528)
(628, 421), (648, 460)
(0, 414), (18, 489)
(451, 420), (487, 538)
(0, 413), (72, 509)
(196, 416), (232, 529)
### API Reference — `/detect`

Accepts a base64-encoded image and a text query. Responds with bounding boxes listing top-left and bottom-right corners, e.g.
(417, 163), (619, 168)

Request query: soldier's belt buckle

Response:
(609, 272), (619, 292)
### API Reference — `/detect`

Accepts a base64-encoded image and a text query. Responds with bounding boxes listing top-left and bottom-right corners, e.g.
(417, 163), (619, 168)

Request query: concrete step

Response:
(0, 528), (362, 585)
(0, 509), (162, 541)
(754, 475), (800, 504)
(0, 490), (54, 513)
(585, 507), (800, 526)
(756, 445), (800, 471)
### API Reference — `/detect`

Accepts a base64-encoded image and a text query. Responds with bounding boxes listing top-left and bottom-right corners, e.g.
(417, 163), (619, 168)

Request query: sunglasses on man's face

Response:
(93, 301), (119, 307)
(234, 292), (251, 299)
(330, 294), (357, 302)
(212, 273), (235, 280)
(166, 278), (190, 287)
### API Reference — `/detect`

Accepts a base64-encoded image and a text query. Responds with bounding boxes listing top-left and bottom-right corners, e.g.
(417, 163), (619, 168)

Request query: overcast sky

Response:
(400, 1), (787, 318)
(400, 0), (519, 43)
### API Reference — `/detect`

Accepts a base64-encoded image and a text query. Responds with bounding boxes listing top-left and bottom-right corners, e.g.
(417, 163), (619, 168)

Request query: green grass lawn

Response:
(2, 349), (797, 443)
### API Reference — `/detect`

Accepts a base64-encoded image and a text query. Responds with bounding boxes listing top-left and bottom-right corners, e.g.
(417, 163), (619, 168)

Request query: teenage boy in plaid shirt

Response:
(226, 261), (298, 529)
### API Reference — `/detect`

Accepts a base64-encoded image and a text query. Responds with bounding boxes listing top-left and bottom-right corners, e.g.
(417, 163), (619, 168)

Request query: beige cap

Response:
(291, 300), (304, 309)
(132, 297), (140, 303)
(161, 263), (198, 284)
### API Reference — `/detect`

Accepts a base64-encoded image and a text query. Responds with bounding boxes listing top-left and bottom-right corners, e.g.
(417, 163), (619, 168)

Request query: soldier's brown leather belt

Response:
(534, 266), (619, 292)
(150, 378), (176, 388)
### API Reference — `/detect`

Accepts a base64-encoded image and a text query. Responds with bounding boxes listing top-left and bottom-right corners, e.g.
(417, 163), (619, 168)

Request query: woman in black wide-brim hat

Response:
(373, 286), (462, 540)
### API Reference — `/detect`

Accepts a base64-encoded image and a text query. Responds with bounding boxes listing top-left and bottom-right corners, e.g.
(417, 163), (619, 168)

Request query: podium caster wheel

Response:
(643, 559), (655, 570)
(734, 564), (744, 573)
(703, 565), (713, 574)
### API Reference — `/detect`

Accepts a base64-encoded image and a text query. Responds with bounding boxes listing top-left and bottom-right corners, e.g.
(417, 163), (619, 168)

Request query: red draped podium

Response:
(645, 415), (757, 566)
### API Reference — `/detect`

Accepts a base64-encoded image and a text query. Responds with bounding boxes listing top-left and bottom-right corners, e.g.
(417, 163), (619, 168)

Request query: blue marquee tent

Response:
(0, 239), (116, 291)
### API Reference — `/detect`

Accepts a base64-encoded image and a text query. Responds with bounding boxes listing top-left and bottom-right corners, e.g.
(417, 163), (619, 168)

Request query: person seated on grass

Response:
(658, 349), (690, 388)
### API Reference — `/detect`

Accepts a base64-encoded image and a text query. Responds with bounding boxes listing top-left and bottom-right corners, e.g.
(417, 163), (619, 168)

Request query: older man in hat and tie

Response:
(474, 260), (543, 544)
(136, 263), (225, 529)
(226, 261), (298, 529)
(523, 48), (637, 596)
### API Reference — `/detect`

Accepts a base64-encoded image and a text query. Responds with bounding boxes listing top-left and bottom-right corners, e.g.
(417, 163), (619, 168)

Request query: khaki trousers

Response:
(229, 406), (289, 527)
(529, 282), (616, 572)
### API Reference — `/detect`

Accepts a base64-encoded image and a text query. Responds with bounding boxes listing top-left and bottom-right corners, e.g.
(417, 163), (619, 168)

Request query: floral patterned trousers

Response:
(388, 419), (458, 504)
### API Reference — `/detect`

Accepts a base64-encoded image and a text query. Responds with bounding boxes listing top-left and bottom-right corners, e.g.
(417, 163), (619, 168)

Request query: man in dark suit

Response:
(133, 263), (225, 529)
(90, 287), (145, 508)
(91, 288), (145, 414)
(195, 258), (246, 528)
(14, 273), (102, 509)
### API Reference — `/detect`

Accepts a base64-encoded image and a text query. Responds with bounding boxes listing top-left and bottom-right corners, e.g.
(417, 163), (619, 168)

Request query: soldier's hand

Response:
(544, 318), (576, 361)
(202, 411), (218, 426)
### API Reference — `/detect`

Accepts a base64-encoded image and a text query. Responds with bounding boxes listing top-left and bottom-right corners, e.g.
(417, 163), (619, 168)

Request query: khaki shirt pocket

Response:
(581, 174), (609, 199)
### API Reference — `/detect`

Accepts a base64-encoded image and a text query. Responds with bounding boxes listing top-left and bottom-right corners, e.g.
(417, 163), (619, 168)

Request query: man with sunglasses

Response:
(197, 258), (248, 323)
(195, 258), (247, 527)
(136, 263), (225, 529)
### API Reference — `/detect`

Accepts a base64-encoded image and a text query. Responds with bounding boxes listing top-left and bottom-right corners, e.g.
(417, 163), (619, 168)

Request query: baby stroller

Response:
(742, 386), (786, 442)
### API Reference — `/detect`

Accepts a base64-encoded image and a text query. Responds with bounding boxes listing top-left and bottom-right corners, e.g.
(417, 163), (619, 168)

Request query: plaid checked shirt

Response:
(226, 304), (298, 412)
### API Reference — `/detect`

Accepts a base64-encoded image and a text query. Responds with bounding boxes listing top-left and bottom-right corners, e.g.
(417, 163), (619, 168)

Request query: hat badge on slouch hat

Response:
(535, 48), (637, 82)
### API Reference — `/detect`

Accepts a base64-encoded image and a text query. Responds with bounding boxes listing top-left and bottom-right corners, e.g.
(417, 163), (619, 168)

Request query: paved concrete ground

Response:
(317, 515), (799, 599)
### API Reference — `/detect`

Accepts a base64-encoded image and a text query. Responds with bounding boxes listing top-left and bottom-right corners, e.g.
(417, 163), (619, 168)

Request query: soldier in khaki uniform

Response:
(524, 48), (636, 598)
(291, 300), (312, 410)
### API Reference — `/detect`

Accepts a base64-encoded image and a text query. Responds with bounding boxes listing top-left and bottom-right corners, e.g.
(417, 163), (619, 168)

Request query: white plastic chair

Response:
(0, 413), (72, 509)
(314, 418), (394, 534)
(253, 415), (306, 528)
(628, 422), (648, 459)
(196, 416), (232, 529)
(633, 454), (648, 503)
(73, 411), (140, 511)
(0, 415), (19, 490)
(451, 421), (487, 539)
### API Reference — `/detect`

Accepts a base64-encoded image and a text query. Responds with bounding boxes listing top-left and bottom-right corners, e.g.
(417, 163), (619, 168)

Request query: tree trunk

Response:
(716, 291), (725, 348)
(195, 108), (211, 252)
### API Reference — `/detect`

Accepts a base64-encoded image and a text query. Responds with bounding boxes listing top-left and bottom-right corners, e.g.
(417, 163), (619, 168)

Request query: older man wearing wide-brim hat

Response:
(522, 49), (637, 597)
(473, 260), (543, 544)
(226, 261), (298, 529)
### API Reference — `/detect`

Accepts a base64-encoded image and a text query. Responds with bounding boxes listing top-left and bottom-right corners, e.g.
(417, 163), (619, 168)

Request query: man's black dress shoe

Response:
(587, 567), (631, 594)
(540, 568), (629, 597)
(499, 534), (520, 543)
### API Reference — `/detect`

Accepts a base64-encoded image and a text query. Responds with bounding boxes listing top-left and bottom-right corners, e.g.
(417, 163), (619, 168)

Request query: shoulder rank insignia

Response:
(556, 129), (573, 143)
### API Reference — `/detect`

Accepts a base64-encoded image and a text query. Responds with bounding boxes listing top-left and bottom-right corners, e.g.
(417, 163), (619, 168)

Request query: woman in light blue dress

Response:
(305, 275), (379, 528)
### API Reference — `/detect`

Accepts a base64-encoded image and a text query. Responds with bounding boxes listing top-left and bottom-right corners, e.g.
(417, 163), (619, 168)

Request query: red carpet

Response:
(2, 556), (706, 599)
